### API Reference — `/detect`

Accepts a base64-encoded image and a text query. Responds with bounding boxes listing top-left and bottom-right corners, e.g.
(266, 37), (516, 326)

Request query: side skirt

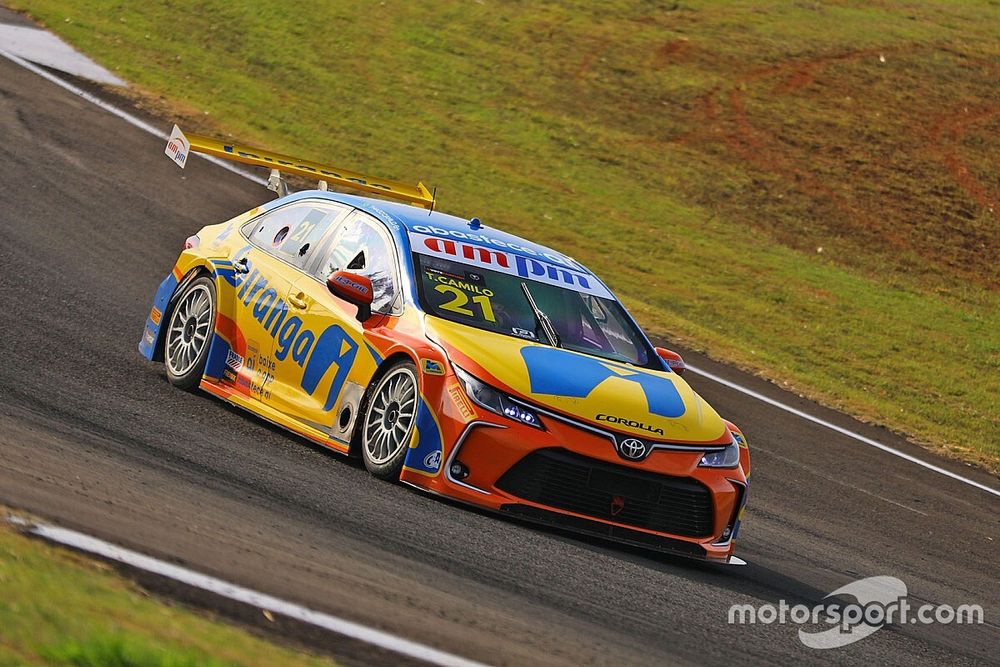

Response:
(199, 378), (350, 456)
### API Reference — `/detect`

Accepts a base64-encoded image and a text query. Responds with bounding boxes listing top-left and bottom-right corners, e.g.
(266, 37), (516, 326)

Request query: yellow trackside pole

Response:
(176, 128), (435, 209)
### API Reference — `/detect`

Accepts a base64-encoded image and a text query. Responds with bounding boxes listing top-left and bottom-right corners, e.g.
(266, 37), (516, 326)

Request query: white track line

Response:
(2, 46), (996, 502)
(7, 515), (488, 667)
(687, 364), (999, 498)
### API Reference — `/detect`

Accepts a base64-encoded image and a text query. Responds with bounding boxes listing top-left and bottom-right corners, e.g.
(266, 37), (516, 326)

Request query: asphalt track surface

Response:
(0, 54), (998, 666)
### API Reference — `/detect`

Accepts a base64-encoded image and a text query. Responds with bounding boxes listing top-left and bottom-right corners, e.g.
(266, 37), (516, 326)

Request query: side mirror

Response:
(655, 347), (686, 376)
(327, 270), (373, 322)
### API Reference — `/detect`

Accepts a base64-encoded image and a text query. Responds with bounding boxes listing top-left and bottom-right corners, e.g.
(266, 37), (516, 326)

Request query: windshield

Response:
(415, 254), (652, 367)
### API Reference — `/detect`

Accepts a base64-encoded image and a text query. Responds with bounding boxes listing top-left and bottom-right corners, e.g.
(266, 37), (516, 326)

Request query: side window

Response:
(315, 213), (398, 314)
(244, 202), (343, 268)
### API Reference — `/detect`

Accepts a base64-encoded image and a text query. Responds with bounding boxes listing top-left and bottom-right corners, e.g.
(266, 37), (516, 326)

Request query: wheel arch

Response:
(348, 350), (419, 457)
(152, 264), (214, 362)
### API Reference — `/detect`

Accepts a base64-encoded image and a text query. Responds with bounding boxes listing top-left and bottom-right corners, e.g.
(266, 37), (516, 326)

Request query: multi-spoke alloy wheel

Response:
(164, 276), (215, 390)
(361, 361), (419, 479)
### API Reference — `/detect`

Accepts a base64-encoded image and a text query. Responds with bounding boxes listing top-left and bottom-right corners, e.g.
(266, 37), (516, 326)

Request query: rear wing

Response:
(164, 125), (435, 209)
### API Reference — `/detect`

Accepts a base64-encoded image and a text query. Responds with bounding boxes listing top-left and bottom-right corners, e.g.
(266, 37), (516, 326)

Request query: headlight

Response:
(453, 365), (543, 429)
(698, 441), (740, 468)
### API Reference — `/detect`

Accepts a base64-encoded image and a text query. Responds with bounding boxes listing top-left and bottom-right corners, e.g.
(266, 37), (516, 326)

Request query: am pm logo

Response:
(164, 124), (190, 169)
(410, 231), (613, 298)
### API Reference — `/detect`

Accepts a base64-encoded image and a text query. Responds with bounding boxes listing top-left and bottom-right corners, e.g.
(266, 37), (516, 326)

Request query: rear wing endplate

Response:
(164, 124), (435, 209)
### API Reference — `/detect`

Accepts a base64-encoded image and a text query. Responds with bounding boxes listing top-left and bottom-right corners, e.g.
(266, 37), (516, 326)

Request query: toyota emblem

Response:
(617, 437), (649, 461)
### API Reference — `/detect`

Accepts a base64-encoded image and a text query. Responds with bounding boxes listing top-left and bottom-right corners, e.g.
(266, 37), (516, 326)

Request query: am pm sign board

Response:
(165, 124), (190, 168)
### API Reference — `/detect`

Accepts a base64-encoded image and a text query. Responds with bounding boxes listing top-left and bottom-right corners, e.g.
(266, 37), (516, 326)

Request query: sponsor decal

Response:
(403, 397), (444, 475)
(611, 495), (625, 516)
(234, 340), (269, 393)
(149, 307), (162, 326)
(511, 327), (537, 340)
(664, 357), (685, 373)
(596, 413), (664, 436)
(214, 249), (360, 411)
(423, 270), (494, 296)
(520, 346), (686, 418)
(222, 367), (237, 383)
(225, 349), (244, 371)
(164, 124), (190, 168)
(616, 437), (650, 461)
(332, 273), (371, 295)
(447, 382), (475, 421)
(410, 231), (612, 298)
(422, 268), (498, 323)
(423, 451), (442, 471)
(410, 225), (573, 265)
(247, 352), (274, 397)
(421, 359), (445, 376)
(143, 328), (155, 346)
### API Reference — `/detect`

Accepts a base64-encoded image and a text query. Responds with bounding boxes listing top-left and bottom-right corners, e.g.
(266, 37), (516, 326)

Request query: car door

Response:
(268, 210), (402, 446)
(220, 200), (349, 406)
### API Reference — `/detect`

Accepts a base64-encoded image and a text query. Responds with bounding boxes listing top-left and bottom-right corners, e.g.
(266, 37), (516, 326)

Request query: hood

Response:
(426, 317), (729, 445)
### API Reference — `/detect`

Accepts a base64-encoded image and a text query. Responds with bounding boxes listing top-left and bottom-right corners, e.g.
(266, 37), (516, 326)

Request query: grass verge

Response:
(0, 512), (334, 666)
(6, 0), (998, 471)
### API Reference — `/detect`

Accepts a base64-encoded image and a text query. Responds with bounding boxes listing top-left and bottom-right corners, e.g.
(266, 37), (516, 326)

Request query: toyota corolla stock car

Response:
(141, 129), (750, 562)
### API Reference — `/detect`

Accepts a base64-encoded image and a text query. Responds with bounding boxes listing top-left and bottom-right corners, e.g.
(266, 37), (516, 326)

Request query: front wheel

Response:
(360, 361), (419, 480)
(164, 276), (215, 390)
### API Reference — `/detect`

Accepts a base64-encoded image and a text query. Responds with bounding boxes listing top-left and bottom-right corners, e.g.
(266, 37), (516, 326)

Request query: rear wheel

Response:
(164, 276), (215, 390)
(360, 361), (419, 480)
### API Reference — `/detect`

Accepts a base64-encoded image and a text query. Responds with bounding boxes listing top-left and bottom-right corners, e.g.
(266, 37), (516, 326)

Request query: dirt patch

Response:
(928, 105), (1000, 218)
(573, 37), (610, 79)
(653, 38), (690, 66)
(678, 44), (998, 287)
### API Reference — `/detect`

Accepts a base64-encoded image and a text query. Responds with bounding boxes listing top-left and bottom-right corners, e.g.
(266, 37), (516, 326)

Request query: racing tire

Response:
(163, 275), (216, 391)
(360, 360), (419, 481)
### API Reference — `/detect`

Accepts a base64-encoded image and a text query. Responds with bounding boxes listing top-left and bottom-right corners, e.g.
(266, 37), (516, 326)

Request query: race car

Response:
(140, 127), (750, 563)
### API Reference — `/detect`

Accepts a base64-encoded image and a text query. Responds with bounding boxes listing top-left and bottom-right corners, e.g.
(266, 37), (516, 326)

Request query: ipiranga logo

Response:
(728, 575), (984, 649)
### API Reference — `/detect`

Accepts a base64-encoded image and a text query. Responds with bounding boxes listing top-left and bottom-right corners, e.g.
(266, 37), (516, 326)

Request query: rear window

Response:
(244, 202), (344, 268)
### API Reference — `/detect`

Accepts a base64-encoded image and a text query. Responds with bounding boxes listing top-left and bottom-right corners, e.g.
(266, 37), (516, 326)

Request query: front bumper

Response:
(403, 406), (748, 561)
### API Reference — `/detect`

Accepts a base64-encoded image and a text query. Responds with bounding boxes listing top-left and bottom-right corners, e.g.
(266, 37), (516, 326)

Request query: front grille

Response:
(495, 448), (714, 538)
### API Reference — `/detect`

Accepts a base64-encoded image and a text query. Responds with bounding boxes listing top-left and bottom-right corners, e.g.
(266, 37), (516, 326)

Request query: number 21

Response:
(435, 285), (495, 322)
